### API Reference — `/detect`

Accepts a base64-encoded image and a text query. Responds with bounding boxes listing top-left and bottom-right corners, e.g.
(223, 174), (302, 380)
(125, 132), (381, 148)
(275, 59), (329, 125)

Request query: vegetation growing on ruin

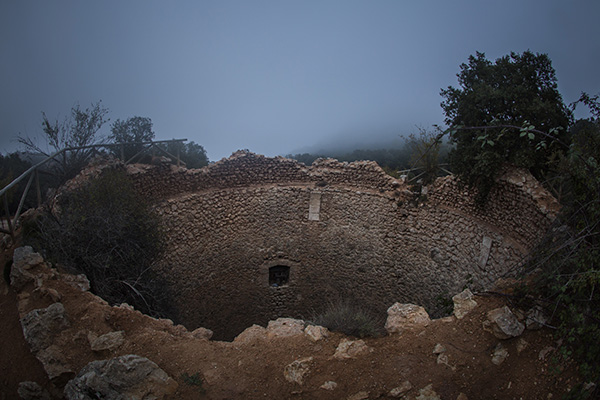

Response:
(25, 168), (171, 318)
(441, 51), (573, 202)
(311, 300), (385, 338)
(438, 50), (599, 394)
(519, 94), (600, 397)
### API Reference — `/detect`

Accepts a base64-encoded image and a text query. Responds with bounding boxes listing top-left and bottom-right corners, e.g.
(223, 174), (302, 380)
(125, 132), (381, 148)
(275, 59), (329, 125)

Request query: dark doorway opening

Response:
(269, 265), (290, 287)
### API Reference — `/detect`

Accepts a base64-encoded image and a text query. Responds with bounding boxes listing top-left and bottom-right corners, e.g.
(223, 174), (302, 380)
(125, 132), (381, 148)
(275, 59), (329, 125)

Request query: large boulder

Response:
(233, 324), (267, 344)
(64, 354), (177, 400)
(266, 318), (305, 339)
(385, 303), (430, 334)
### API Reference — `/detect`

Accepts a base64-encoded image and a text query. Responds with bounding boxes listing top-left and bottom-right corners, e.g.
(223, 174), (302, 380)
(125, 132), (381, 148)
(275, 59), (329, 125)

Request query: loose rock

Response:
(491, 343), (509, 365)
(283, 357), (313, 385)
(539, 346), (555, 361)
(267, 318), (305, 339)
(452, 289), (478, 319)
(17, 381), (51, 400)
(333, 338), (372, 359)
(348, 391), (369, 400)
(36, 345), (74, 384)
(385, 303), (430, 334)
(525, 306), (548, 330)
(10, 246), (45, 290)
(191, 327), (214, 340)
(21, 303), (69, 353)
(64, 354), (177, 400)
(483, 306), (525, 339)
(233, 324), (267, 344)
(389, 380), (413, 397)
(433, 343), (446, 354)
(59, 274), (90, 292)
(304, 325), (329, 342)
(38, 287), (62, 303)
(516, 338), (529, 354)
(89, 331), (125, 352)
(320, 381), (338, 390)
(416, 384), (441, 400)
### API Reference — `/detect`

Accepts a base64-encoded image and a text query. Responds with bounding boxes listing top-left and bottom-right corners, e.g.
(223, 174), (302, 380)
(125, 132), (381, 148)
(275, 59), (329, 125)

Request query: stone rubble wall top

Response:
(125, 150), (403, 199)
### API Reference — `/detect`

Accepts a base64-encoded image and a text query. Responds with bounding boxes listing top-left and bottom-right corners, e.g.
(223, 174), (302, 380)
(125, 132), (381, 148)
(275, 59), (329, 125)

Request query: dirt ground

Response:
(0, 244), (585, 400)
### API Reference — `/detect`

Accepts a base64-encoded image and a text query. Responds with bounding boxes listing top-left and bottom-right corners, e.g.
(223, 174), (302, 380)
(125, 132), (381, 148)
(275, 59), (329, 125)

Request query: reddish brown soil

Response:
(0, 245), (583, 400)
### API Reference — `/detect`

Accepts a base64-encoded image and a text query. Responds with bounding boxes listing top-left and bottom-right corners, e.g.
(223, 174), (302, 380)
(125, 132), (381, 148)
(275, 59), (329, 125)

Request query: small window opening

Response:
(269, 265), (290, 287)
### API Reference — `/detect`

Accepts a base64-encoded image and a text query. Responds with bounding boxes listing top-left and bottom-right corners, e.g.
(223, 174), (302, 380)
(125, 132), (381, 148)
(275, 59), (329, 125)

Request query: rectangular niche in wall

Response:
(478, 236), (493, 269)
(308, 192), (322, 221)
(269, 265), (290, 287)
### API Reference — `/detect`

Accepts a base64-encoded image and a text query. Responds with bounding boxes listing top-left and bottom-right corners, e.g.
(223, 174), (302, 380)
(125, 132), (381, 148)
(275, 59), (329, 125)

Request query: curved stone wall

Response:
(122, 151), (559, 340)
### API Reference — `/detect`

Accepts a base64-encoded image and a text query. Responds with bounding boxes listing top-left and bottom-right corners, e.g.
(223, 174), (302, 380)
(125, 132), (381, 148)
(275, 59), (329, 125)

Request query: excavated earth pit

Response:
(114, 151), (560, 341)
(2, 152), (582, 400)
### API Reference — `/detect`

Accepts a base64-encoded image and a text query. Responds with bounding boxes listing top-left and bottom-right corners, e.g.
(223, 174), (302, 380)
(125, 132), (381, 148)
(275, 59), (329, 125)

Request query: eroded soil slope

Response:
(0, 246), (582, 400)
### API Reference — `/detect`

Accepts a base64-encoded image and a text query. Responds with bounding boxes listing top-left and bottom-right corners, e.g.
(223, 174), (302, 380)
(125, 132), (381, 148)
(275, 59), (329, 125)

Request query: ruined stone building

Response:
(116, 151), (559, 340)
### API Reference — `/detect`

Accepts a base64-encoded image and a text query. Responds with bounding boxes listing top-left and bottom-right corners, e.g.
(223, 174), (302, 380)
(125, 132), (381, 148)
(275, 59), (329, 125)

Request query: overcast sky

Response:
(1, 1), (598, 161)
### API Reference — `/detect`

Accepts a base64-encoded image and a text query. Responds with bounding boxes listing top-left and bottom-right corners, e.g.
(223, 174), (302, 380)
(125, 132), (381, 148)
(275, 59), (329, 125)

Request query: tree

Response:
(183, 141), (209, 168)
(406, 128), (446, 185)
(440, 51), (573, 201)
(109, 116), (155, 161)
(523, 94), (600, 392)
(18, 101), (109, 181)
(158, 140), (209, 169)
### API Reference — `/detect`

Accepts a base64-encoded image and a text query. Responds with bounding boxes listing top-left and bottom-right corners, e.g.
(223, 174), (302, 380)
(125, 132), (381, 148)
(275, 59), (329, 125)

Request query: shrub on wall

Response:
(26, 168), (171, 317)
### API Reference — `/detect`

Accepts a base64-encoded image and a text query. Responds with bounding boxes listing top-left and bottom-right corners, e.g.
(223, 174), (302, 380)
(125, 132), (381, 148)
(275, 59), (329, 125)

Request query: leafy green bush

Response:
(441, 51), (573, 202)
(311, 300), (385, 338)
(25, 168), (171, 317)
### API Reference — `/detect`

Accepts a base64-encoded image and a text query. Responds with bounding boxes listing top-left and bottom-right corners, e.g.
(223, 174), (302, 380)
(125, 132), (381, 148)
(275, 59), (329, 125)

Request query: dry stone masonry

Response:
(114, 151), (558, 340)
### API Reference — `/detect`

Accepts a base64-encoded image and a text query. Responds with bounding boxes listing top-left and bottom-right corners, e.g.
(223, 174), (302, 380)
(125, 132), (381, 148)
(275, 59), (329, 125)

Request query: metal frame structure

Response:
(0, 139), (187, 240)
